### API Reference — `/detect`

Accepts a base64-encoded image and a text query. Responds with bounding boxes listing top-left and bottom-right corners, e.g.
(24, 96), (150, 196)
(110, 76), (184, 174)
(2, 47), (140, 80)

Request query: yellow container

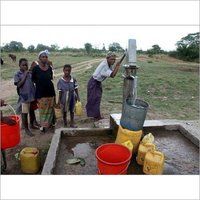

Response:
(115, 126), (143, 153)
(20, 147), (40, 174)
(141, 133), (154, 144)
(136, 143), (156, 165)
(54, 107), (62, 119)
(75, 101), (83, 116)
(143, 151), (164, 175)
(121, 140), (134, 152)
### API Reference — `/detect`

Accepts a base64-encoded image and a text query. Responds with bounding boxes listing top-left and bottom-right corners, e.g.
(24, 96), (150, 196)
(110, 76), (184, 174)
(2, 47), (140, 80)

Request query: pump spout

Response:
(120, 39), (149, 131)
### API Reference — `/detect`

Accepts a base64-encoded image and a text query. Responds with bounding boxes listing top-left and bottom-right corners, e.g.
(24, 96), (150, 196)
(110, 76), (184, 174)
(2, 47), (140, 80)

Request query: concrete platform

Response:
(42, 114), (199, 175)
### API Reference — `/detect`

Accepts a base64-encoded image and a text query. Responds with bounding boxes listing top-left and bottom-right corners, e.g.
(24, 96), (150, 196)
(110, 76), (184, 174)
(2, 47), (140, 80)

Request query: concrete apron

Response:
(42, 114), (199, 175)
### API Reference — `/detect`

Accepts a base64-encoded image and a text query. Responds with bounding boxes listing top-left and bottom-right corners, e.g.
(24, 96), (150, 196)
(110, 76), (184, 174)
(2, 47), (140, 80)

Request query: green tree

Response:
(176, 32), (199, 61)
(50, 44), (59, 51)
(147, 44), (163, 56)
(2, 41), (24, 52)
(27, 45), (35, 52)
(35, 44), (51, 52)
(102, 43), (106, 52)
(108, 42), (124, 52)
(84, 43), (92, 54)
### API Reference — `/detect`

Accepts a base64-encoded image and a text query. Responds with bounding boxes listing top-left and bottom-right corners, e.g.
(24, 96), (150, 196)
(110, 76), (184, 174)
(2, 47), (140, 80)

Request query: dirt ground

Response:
(1, 112), (100, 174)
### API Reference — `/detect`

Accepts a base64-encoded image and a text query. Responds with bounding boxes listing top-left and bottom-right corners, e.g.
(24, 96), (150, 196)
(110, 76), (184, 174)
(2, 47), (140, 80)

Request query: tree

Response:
(84, 43), (92, 54)
(147, 44), (163, 56)
(108, 42), (124, 52)
(50, 44), (59, 51)
(27, 45), (35, 52)
(102, 43), (106, 52)
(2, 41), (24, 52)
(35, 44), (51, 52)
(176, 32), (199, 61)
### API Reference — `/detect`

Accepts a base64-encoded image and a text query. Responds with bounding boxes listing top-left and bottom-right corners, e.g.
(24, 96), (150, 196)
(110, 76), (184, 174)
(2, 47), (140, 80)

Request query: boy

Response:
(57, 64), (80, 127)
(14, 58), (36, 136)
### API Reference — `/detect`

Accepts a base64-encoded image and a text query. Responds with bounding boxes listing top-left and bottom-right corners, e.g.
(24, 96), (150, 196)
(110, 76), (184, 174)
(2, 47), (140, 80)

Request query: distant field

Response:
(1, 52), (199, 120)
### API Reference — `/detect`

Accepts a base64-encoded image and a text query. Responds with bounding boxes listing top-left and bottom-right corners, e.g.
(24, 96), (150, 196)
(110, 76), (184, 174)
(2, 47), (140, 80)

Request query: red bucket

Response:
(1, 115), (20, 150)
(98, 165), (129, 175)
(95, 143), (132, 175)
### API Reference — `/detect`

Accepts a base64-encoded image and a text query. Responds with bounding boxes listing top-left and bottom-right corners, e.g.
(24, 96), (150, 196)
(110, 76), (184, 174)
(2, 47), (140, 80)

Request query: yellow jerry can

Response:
(115, 125), (143, 153)
(54, 107), (62, 119)
(136, 143), (156, 165)
(121, 140), (134, 152)
(20, 147), (40, 174)
(75, 101), (83, 116)
(141, 133), (154, 144)
(143, 150), (164, 175)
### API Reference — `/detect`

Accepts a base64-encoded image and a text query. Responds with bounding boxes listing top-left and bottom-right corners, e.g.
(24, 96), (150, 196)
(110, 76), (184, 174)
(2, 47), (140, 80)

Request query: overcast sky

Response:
(1, 1), (199, 51)
(1, 25), (199, 51)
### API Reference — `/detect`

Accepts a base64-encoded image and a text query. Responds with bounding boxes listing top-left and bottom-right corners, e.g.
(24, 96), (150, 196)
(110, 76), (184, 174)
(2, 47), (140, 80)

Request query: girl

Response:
(57, 64), (80, 127)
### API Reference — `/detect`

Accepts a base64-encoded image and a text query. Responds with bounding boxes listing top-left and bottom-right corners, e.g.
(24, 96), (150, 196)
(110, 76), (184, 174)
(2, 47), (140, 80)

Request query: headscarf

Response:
(106, 51), (116, 58)
(38, 49), (50, 59)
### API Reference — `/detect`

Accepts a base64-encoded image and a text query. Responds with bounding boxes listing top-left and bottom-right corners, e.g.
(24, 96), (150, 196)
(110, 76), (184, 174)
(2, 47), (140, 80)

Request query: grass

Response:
(1, 52), (93, 79)
(1, 52), (199, 120)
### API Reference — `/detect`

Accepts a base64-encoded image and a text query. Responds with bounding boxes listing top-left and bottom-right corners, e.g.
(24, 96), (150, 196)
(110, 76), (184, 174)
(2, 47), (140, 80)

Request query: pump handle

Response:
(119, 52), (127, 64)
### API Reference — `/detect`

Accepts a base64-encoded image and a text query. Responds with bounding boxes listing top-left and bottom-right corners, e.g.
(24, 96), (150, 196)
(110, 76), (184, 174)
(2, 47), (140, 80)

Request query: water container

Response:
(0, 105), (21, 150)
(121, 140), (134, 152)
(120, 99), (149, 131)
(20, 147), (40, 174)
(143, 151), (164, 175)
(95, 143), (132, 175)
(75, 101), (83, 116)
(136, 143), (156, 165)
(115, 125), (143, 153)
(54, 107), (62, 119)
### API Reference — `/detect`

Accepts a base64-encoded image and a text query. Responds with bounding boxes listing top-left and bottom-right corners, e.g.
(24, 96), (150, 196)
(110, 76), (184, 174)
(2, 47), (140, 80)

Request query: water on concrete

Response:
(54, 128), (199, 175)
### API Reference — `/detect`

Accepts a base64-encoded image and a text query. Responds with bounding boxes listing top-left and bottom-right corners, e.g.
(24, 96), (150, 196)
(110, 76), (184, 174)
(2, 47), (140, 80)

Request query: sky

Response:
(1, 1), (199, 51)
(1, 25), (199, 51)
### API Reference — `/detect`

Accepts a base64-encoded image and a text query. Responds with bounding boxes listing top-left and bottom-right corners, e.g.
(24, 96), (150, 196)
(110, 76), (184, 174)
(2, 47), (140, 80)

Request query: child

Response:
(14, 58), (36, 136)
(57, 64), (80, 127)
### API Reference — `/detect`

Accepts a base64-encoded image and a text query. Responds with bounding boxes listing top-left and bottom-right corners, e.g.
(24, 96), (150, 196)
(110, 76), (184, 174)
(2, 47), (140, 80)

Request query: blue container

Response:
(120, 99), (149, 131)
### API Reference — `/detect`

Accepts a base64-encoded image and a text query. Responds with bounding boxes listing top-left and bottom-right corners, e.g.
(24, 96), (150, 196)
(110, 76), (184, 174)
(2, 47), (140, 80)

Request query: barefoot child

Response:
(57, 64), (80, 127)
(14, 58), (36, 136)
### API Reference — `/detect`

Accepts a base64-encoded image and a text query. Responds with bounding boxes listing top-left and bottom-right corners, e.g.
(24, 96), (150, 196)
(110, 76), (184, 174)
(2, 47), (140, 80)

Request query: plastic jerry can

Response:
(20, 147), (40, 174)
(121, 140), (134, 152)
(136, 143), (156, 165)
(115, 125), (143, 153)
(54, 107), (62, 119)
(75, 101), (83, 116)
(143, 151), (164, 175)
